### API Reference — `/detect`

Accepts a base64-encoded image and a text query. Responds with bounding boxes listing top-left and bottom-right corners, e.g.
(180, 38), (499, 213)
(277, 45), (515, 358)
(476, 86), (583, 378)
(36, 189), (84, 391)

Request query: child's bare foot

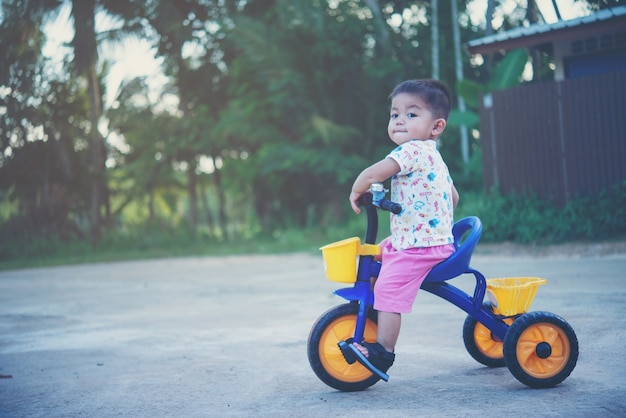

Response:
(352, 342), (370, 357)
(348, 341), (395, 374)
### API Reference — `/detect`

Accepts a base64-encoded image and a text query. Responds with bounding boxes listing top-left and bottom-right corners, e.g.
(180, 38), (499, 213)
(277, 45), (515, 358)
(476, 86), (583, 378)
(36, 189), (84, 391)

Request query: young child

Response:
(342, 79), (459, 376)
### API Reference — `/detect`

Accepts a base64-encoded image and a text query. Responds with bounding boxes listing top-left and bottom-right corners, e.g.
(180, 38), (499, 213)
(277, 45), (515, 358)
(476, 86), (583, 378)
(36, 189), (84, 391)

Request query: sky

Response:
(42, 5), (166, 109)
(468, 0), (590, 27)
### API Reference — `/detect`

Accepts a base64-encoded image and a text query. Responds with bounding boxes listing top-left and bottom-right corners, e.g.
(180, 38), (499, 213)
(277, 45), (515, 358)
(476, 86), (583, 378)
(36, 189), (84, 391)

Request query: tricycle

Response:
(307, 184), (578, 391)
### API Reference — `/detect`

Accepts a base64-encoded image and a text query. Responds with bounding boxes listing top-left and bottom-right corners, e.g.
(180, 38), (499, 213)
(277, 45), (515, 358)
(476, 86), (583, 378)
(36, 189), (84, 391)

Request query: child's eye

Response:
(407, 112), (417, 118)
(390, 113), (398, 119)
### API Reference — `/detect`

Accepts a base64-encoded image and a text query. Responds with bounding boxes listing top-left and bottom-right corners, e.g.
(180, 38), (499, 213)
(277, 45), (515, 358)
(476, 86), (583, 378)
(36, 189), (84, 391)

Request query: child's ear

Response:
(432, 118), (446, 135)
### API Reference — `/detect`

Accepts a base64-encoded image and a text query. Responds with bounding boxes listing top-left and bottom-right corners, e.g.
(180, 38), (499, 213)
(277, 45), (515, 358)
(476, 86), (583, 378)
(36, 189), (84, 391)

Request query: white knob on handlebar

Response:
(370, 183), (386, 193)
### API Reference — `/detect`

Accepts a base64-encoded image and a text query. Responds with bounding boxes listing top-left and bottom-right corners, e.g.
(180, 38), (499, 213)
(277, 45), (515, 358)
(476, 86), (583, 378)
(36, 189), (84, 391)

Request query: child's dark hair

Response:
(390, 79), (451, 121)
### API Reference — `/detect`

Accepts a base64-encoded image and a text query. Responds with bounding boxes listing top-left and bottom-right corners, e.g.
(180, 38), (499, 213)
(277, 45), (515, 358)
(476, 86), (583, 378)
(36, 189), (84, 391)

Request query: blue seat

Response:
(423, 216), (482, 283)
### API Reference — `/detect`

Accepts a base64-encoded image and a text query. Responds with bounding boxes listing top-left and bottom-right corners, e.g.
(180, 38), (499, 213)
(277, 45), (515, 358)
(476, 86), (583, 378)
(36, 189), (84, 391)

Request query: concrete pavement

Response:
(1, 251), (625, 417)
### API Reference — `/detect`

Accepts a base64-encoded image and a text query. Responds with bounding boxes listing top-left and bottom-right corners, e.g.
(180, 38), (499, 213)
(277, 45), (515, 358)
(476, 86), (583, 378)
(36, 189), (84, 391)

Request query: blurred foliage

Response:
(3, 182), (625, 270)
(3, 0), (624, 267)
(449, 48), (528, 130)
(455, 181), (626, 244)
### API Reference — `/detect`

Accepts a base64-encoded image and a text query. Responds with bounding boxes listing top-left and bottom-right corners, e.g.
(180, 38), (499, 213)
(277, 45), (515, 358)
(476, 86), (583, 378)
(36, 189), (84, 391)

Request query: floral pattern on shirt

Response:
(386, 140), (454, 250)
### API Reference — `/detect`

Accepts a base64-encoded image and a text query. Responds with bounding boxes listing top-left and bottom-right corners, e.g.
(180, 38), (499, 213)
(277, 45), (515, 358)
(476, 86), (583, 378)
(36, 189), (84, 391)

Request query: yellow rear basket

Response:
(320, 237), (381, 283)
(486, 277), (547, 316)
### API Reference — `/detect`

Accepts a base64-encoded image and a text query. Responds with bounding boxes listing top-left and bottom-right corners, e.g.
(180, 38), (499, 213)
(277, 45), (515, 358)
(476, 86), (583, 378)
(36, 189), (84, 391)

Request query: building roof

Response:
(466, 5), (626, 55)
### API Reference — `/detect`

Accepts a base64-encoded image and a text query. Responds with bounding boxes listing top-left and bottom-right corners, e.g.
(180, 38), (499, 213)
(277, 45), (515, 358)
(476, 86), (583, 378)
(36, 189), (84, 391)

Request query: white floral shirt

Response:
(386, 140), (455, 250)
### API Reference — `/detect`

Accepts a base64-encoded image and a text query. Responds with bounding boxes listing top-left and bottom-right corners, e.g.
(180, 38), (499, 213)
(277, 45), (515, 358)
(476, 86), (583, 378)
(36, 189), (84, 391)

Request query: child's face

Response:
(388, 92), (440, 146)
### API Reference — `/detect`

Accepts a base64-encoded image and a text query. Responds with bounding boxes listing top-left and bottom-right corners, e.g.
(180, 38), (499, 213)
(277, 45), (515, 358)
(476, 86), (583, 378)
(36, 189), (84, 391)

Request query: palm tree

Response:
(46, 0), (145, 244)
(69, 0), (105, 244)
(431, 0), (440, 79)
(451, 0), (470, 163)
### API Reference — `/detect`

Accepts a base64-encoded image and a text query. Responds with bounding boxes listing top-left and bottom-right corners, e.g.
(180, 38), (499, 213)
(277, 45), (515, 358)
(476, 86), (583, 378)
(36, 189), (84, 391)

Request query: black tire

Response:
(462, 304), (512, 368)
(503, 311), (578, 388)
(307, 303), (379, 392)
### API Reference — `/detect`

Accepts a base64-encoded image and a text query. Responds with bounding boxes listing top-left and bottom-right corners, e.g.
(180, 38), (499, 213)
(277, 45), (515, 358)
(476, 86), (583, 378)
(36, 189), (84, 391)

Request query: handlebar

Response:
(358, 184), (403, 244)
(359, 194), (402, 215)
(379, 199), (402, 215)
(361, 183), (402, 215)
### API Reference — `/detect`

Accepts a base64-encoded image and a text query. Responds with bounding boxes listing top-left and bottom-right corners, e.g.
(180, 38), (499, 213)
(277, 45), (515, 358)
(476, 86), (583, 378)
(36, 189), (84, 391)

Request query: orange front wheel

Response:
(307, 303), (379, 391)
(503, 311), (578, 388)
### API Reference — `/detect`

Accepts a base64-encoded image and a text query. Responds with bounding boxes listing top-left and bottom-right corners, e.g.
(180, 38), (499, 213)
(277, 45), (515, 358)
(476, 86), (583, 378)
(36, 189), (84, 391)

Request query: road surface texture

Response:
(1, 247), (625, 417)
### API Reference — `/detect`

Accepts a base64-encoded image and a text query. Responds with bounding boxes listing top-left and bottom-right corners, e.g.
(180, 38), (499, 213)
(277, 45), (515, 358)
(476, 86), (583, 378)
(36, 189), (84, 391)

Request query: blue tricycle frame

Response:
(307, 187), (578, 392)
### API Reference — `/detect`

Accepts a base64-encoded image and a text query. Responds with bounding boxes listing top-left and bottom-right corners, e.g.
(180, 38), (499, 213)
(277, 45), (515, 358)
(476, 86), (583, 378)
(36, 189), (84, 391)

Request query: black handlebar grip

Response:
(359, 193), (373, 206)
(380, 199), (402, 214)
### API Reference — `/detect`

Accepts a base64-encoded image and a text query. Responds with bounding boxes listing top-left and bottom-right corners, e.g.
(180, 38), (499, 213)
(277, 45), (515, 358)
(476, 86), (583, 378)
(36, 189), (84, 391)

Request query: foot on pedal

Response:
(338, 341), (394, 382)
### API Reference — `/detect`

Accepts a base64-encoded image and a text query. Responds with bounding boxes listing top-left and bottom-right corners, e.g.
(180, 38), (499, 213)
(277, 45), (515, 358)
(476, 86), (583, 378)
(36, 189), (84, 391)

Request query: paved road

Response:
(1, 252), (625, 417)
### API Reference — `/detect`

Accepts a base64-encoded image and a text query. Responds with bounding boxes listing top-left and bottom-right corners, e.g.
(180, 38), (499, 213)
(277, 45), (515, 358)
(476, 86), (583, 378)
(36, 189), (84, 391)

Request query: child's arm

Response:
(452, 184), (459, 209)
(349, 158), (400, 214)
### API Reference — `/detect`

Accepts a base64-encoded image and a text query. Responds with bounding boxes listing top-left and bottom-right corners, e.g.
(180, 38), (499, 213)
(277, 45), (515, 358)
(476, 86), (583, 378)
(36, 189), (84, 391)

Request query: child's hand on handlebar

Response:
(349, 191), (363, 214)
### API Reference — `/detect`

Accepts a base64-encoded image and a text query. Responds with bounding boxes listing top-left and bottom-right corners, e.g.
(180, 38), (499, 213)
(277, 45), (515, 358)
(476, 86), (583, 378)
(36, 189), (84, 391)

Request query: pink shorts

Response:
(373, 237), (455, 314)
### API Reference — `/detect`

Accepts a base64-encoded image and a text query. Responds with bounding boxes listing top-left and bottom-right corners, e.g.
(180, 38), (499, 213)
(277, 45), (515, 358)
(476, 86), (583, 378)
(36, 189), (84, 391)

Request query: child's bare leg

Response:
(377, 311), (401, 352)
(354, 311), (400, 356)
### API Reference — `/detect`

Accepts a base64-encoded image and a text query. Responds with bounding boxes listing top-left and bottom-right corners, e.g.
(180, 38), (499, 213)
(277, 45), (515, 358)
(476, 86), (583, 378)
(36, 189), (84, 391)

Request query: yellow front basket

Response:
(486, 277), (547, 316)
(320, 237), (381, 283)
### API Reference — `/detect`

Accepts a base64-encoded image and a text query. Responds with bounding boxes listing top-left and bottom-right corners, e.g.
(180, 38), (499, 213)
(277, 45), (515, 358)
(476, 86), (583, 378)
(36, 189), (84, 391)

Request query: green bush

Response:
(2, 182), (625, 270)
(455, 181), (626, 243)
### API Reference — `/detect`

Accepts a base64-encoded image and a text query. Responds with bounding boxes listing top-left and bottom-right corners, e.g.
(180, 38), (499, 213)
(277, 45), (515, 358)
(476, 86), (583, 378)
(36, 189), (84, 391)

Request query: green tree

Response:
(0, 0), (62, 165)
(5, 0), (592, 254)
(222, 0), (407, 229)
(69, 0), (147, 244)
(106, 78), (180, 224)
(0, 0), (90, 242)
(137, 0), (238, 237)
(1, 0), (148, 245)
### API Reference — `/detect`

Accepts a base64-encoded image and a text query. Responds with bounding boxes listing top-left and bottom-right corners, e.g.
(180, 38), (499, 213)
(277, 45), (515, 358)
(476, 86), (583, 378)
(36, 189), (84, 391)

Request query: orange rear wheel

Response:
(463, 305), (514, 367)
(503, 311), (578, 388)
